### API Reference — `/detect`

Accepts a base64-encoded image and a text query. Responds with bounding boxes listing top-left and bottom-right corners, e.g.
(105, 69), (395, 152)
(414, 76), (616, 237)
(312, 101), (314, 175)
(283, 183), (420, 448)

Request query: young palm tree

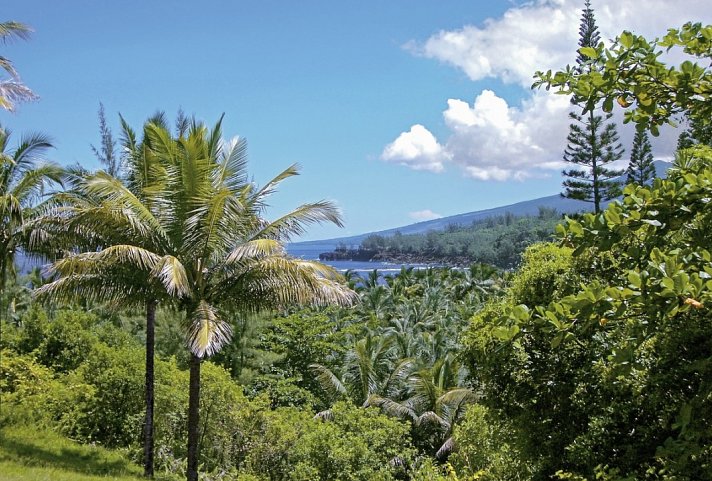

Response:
(310, 330), (413, 408)
(37, 115), (355, 481)
(0, 124), (60, 318)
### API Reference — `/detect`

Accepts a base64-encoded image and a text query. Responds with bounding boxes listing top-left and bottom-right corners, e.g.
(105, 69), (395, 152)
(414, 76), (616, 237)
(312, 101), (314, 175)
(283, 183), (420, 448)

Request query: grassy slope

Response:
(0, 426), (164, 481)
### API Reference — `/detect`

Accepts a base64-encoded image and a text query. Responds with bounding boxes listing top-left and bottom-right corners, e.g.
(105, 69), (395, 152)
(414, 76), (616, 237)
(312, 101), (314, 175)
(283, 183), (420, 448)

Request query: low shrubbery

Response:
(0, 308), (420, 480)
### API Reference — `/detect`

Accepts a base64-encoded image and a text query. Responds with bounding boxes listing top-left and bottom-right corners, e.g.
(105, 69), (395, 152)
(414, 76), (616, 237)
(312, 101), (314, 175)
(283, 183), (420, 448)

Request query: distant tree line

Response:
(358, 207), (562, 269)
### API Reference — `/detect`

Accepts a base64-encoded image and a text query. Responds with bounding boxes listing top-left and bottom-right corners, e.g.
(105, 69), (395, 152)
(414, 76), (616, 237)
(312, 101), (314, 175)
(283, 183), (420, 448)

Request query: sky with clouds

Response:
(4, 1), (711, 240)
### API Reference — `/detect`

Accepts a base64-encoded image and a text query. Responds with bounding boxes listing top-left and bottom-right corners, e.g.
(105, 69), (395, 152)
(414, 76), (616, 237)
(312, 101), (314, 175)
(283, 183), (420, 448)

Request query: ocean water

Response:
(16, 244), (430, 277)
(286, 243), (432, 276)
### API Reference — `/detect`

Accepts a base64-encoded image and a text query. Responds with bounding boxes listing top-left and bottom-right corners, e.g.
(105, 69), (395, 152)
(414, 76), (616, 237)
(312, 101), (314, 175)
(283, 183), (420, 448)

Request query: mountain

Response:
(288, 160), (671, 256)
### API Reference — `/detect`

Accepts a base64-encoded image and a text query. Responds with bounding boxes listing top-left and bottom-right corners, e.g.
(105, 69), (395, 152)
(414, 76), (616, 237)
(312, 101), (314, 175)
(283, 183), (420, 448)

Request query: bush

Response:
(449, 404), (532, 481)
(290, 402), (415, 481)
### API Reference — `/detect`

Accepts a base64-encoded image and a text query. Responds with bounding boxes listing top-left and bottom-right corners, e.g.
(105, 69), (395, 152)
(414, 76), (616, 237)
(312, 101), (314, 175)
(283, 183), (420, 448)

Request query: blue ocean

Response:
(286, 242), (432, 276)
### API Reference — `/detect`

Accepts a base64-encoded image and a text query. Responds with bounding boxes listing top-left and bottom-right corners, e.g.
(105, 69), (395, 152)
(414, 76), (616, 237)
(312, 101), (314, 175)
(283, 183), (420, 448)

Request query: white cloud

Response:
(415, 0), (711, 88)
(415, 0), (577, 87)
(381, 124), (448, 172)
(384, 0), (709, 181)
(443, 90), (572, 180)
(409, 209), (443, 221)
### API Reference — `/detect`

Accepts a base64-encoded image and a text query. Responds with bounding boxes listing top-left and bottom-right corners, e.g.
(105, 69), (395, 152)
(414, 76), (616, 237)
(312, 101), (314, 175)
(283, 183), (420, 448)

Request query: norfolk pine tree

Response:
(561, 0), (624, 213)
(626, 130), (655, 186)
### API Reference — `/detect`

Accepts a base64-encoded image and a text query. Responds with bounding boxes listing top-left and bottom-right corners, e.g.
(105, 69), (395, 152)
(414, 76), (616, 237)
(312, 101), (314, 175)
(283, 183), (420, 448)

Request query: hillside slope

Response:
(289, 160), (671, 254)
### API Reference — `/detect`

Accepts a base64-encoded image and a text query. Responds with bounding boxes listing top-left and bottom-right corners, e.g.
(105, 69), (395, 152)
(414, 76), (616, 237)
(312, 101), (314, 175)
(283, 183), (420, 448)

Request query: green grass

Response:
(0, 425), (170, 481)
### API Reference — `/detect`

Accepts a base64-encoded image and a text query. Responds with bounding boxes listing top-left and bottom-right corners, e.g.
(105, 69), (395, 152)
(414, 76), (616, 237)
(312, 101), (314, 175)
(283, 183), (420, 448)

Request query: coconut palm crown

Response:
(37, 115), (355, 355)
(0, 124), (61, 298)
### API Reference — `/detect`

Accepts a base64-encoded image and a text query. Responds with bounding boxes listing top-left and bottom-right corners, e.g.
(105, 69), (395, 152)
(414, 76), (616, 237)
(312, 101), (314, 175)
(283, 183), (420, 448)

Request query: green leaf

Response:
(579, 46), (598, 59)
(603, 97), (614, 113)
(619, 31), (634, 49)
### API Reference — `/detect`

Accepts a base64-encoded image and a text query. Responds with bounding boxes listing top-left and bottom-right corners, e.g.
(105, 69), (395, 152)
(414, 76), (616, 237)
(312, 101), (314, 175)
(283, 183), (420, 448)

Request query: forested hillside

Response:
(355, 208), (561, 268)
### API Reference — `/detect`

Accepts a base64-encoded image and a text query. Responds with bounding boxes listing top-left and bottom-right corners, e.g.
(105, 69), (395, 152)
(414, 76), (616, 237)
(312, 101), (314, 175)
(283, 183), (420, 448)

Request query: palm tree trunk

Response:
(143, 299), (157, 477)
(186, 353), (201, 481)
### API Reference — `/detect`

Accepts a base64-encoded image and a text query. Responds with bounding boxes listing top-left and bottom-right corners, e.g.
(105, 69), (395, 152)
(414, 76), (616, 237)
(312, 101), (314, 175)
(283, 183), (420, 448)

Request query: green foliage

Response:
(1, 303), (423, 481)
(361, 212), (561, 268)
(290, 402), (415, 481)
(0, 21), (38, 112)
(463, 146), (712, 479)
(0, 348), (91, 430)
(359, 210), (561, 268)
(449, 404), (532, 481)
(509, 242), (574, 306)
(561, 111), (624, 212)
(525, 24), (712, 476)
(561, 2), (624, 213)
(0, 123), (60, 318)
(534, 22), (712, 136)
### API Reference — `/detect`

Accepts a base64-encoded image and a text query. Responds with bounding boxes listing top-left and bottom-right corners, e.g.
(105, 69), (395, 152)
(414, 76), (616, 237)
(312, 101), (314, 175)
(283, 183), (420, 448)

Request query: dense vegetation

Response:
(352, 208), (562, 268)
(2, 13), (712, 481)
(1, 265), (498, 480)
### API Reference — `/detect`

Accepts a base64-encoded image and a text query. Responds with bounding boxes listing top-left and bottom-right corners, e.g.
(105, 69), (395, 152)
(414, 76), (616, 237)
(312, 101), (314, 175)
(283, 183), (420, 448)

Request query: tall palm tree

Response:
(0, 21), (37, 112)
(37, 115), (356, 481)
(35, 112), (175, 477)
(0, 124), (60, 318)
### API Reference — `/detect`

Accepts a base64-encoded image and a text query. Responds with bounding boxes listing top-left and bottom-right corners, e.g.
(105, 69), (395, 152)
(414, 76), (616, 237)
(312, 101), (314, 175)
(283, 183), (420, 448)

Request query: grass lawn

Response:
(0, 425), (172, 481)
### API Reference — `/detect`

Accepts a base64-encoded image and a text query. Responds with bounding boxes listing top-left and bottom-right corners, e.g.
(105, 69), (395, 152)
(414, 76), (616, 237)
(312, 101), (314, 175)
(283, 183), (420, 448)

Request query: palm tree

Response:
(311, 330), (413, 408)
(35, 112), (175, 477)
(0, 21), (38, 111)
(38, 115), (355, 481)
(371, 353), (476, 458)
(0, 124), (60, 319)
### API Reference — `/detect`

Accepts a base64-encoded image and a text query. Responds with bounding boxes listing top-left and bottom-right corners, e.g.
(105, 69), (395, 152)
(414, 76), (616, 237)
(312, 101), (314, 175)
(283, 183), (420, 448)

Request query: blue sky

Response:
(3, 0), (711, 240)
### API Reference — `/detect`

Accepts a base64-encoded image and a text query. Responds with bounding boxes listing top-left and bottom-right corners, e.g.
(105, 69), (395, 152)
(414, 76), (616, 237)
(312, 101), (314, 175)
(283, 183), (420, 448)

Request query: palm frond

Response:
(436, 437), (455, 460)
(309, 363), (347, 400)
(11, 163), (63, 204)
(0, 22), (32, 43)
(248, 201), (344, 242)
(151, 255), (191, 297)
(0, 81), (36, 112)
(214, 256), (356, 311)
(366, 394), (417, 421)
(35, 272), (152, 306)
(0, 193), (22, 224)
(225, 238), (284, 264)
(83, 172), (168, 242)
(185, 300), (233, 358)
(417, 411), (448, 430)
(253, 163), (300, 200)
(215, 136), (249, 193)
(48, 244), (162, 277)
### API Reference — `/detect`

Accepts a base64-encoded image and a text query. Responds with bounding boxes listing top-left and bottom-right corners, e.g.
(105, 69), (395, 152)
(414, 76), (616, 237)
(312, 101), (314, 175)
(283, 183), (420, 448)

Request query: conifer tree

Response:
(677, 114), (712, 149)
(561, 0), (623, 213)
(90, 102), (120, 177)
(626, 130), (655, 186)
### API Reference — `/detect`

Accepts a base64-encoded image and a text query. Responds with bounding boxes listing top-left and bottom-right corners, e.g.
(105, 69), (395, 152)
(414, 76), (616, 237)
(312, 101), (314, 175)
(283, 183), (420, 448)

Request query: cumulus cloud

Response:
(409, 209), (443, 221)
(384, 0), (709, 181)
(415, 0), (711, 87)
(381, 124), (448, 172)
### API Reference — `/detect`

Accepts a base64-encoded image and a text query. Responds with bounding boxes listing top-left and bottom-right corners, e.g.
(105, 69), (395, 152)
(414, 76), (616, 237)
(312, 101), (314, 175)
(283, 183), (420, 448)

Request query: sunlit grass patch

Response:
(0, 425), (149, 481)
